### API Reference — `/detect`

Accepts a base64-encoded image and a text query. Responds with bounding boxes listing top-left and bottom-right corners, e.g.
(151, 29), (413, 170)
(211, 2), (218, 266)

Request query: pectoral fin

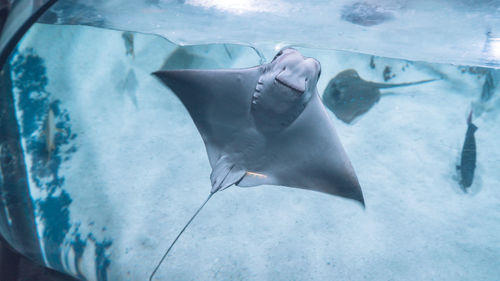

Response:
(210, 156), (246, 193)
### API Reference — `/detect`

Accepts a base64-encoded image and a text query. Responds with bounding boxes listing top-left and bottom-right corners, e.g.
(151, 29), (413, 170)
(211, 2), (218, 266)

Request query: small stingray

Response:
(322, 69), (438, 124)
(341, 2), (394, 26)
(149, 49), (364, 280)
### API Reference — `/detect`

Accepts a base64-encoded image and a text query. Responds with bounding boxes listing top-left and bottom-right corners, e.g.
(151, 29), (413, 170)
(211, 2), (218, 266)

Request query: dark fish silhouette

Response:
(322, 69), (437, 123)
(458, 110), (477, 190)
(149, 49), (364, 280)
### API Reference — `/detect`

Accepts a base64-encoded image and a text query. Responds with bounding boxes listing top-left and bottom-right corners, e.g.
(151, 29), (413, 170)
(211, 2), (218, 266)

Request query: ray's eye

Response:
(317, 69), (321, 80)
(272, 50), (284, 62)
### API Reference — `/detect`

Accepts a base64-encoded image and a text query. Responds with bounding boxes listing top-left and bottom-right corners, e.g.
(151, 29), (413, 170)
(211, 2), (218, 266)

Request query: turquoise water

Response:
(1, 2), (500, 281)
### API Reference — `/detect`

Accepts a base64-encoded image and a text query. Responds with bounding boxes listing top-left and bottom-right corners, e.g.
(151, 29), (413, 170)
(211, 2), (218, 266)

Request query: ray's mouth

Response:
(275, 76), (305, 94)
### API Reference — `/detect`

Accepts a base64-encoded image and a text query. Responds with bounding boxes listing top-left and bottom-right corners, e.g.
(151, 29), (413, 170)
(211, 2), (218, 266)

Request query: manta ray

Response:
(341, 1), (394, 27)
(150, 48), (364, 279)
(322, 69), (437, 124)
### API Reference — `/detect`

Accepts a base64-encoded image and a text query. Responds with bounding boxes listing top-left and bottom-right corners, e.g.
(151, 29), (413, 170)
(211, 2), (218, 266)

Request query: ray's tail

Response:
(149, 192), (215, 281)
(373, 78), (439, 89)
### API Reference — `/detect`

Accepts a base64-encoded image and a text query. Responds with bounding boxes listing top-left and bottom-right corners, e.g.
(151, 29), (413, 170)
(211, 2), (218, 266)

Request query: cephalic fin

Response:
(210, 156), (246, 193)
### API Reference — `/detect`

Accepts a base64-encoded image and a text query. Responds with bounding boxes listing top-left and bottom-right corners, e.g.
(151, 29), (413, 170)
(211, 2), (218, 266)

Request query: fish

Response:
(457, 110), (477, 190)
(121, 31), (134, 58)
(149, 48), (364, 279)
(322, 69), (438, 123)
